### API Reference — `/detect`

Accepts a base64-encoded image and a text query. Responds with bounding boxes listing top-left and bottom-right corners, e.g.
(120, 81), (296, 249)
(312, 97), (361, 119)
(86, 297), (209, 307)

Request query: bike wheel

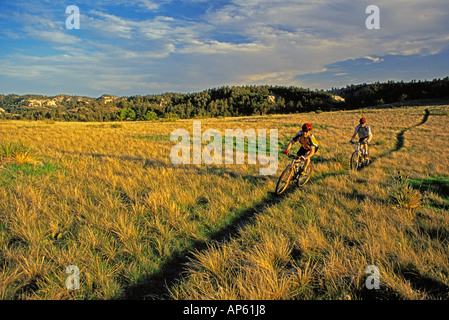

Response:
(297, 163), (313, 187)
(350, 152), (360, 171)
(275, 165), (294, 195)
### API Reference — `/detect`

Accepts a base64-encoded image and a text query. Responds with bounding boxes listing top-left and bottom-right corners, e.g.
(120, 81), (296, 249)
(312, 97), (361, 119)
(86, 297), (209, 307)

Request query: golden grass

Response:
(1, 105), (448, 300)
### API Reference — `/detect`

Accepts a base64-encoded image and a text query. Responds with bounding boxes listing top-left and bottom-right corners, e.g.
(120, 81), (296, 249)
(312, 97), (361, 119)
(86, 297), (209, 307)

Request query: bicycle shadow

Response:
(120, 185), (297, 300)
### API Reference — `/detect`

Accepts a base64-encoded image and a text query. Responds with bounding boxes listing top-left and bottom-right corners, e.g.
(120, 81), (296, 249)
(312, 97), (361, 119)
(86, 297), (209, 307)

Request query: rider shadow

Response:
(121, 186), (295, 300)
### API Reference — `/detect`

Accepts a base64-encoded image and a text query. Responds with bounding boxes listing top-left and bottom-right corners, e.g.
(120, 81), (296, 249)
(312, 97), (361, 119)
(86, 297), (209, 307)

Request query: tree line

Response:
(1, 77), (448, 122)
(336, 77), (449, 107)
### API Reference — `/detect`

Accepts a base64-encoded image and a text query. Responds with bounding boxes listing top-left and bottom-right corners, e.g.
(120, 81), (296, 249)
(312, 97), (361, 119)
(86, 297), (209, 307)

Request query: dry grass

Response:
(1, 105), (448, 300)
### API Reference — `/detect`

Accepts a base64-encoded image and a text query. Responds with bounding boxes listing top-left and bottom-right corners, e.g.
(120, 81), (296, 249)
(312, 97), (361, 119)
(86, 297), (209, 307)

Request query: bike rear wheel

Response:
(297, 163), (313, 187)
(363, 155), (370, 167)
(350, 152), (360, 171)
(275, 165), (294, 195)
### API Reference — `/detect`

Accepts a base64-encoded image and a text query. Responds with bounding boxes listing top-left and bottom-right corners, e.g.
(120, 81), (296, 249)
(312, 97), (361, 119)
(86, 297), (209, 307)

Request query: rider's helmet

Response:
(360, 117), (367, 124)
(302, 123), (313, 132)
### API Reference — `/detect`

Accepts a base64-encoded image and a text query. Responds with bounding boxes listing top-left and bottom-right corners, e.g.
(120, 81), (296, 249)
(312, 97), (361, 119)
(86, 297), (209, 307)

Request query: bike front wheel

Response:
(275, 165), (294, 195)
(350, 152), (360, 171)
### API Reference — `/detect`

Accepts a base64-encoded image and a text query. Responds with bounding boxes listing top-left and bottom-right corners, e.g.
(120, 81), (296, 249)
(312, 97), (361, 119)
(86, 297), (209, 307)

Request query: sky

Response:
(0, 0), (448, 97)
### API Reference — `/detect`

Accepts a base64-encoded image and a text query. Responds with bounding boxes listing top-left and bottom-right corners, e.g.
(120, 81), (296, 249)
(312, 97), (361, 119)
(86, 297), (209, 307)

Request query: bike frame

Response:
(275, 153), (312, 195)
(288, 154), (303, 171)
(351, 140), (368, 155)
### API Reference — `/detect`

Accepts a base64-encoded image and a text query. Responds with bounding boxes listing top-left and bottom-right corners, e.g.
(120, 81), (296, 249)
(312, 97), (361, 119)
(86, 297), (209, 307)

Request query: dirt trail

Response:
(394, 108), (430, 152)
(369, 108), (430, 166)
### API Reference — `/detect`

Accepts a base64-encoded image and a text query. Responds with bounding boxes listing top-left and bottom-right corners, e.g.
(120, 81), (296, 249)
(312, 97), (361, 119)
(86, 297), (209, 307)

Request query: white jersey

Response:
(354, 124), (372, 139)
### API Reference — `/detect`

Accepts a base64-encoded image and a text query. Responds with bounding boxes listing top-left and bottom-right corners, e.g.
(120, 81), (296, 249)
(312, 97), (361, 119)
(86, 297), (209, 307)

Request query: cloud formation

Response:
(0, 0), (448, 96)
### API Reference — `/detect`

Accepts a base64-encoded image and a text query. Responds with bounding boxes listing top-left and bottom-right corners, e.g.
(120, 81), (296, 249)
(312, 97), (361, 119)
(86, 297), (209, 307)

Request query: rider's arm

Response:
(351, 125), (360, 140)
(285, 133), (300, 152)
(367, 126), (373, 143)
(285, 139), (295, 152)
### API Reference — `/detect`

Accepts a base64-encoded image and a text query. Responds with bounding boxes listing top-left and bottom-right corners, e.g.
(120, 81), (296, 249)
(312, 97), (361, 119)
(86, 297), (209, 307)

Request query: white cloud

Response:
(364, 56), (384, 64)
(24, 27), (81, 45)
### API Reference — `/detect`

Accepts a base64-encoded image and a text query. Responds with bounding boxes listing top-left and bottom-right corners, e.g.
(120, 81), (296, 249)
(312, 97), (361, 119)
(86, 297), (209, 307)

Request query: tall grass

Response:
(0, 105), (448, 300)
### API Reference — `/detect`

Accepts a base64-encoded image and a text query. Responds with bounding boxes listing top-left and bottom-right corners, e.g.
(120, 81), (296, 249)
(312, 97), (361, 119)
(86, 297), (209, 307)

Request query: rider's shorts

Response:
(359, 137), (369, 143)
(297, 146), (319, 157)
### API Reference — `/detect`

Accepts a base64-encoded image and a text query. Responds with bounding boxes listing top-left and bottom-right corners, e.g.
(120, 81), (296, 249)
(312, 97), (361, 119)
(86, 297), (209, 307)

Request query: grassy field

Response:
(0, 104), (448, 300)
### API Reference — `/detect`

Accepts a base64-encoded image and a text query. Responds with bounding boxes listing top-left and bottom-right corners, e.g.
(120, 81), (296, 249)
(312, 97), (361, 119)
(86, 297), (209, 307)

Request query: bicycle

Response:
(275, 154), (313, 195)
(349, 140), (370, 171)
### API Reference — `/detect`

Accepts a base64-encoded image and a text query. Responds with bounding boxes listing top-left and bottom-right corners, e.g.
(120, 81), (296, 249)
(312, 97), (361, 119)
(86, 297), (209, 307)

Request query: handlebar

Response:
(288, 154), (304, 161)
(350, 140), (369, 145)
(281, 151), (300, 159)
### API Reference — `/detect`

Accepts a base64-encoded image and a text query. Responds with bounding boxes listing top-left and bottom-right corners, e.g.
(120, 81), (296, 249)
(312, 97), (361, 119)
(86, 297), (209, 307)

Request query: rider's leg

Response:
(360, 137), (368, 158)
(296, 147), (308, 174)
(302, 157), (311, 172)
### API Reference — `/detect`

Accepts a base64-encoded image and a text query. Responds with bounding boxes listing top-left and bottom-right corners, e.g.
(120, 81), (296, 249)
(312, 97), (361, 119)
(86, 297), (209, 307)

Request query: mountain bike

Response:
(350, 140), (370, 171)
(275, 154), (313, 195)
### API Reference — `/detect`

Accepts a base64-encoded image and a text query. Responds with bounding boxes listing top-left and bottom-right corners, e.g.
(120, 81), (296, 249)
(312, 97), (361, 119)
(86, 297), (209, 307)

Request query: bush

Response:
(163, 112), (179, 122)
(0, 141), (43, 166)
(390, 177), (422, 211)
(144, 111), (158, 121)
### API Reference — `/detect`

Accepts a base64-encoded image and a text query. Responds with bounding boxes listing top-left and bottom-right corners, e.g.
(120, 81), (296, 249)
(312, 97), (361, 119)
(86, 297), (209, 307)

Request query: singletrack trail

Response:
(370, 108), (430, 165)
(121, 108), (431, 300)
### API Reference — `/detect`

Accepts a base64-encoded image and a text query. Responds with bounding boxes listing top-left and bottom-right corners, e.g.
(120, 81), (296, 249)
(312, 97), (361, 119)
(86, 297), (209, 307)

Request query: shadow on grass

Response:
(120, 186), (289, 299)
(358, 283), (402, 300)
(356, 262), (449, 300)
(400, 264), (449, 299)
(119, 167), (347, 300)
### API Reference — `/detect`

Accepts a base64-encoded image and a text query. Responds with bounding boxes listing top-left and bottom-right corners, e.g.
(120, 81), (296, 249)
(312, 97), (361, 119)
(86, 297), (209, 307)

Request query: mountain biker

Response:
(350, 117), (373, 160)
(282, 123), (319, 176)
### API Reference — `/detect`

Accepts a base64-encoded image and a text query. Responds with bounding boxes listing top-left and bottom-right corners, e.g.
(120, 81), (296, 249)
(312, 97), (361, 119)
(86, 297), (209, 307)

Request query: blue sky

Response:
(0, 0), (448, 97)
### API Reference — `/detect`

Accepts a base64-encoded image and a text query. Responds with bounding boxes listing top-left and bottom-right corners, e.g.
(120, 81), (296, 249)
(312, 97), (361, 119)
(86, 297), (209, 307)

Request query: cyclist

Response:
(350, 117), (373, 160)
(282, 123), (319, 176)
